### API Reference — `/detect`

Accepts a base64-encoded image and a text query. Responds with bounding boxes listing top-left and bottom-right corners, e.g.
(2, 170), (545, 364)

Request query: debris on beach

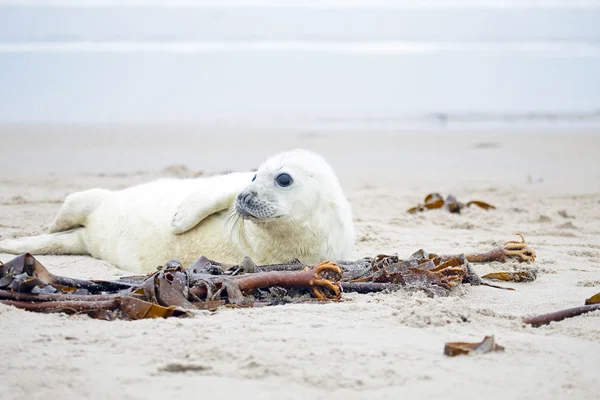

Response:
(522, 291), (600, 327)
(444, 335), (505, 357)
(407, 193), (496, 214)
(466, 233), (536, 263)
(523, 304), (600, 327)
(0, 235), (537, 321)
(557, 209), (574, 219)
(481, 269), (538, 283)
(585, 292), (600, 305)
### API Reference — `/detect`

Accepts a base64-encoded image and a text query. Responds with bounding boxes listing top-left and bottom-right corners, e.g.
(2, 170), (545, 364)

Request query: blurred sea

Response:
(1, 0), (600, 130)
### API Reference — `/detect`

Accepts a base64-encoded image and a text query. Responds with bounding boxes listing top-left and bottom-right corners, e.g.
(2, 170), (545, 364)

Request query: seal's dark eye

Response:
(275, 173), (292, 187)
(252, 174), (256, 182)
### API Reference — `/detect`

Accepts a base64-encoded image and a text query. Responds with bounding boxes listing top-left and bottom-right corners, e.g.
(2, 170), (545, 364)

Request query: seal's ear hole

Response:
(275, 173), (293, 187)
(252, 174), (256, 182)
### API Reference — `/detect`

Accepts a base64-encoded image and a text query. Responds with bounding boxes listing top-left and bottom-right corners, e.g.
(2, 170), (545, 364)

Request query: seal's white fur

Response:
(0, 149), (355, 274)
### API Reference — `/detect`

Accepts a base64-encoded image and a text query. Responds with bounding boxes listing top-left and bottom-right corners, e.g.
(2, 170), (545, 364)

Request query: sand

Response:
(1, 126), (599, 399)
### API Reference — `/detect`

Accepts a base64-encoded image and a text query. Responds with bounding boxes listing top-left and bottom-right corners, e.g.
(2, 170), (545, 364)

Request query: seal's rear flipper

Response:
(48, 188), (109, 233)
(0, 229), (87, 255)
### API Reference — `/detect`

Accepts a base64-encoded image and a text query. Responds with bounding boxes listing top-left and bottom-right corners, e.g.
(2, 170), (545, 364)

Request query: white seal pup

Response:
(0, 149), (355, 274)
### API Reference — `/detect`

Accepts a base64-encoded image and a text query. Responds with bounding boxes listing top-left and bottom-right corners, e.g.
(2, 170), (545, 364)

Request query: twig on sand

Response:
(0, 298), (119, 313)
(523, 304), (600, 327)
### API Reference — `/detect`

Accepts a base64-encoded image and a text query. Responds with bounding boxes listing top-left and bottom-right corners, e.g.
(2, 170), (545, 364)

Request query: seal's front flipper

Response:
(170, 190), (233, 234)
(171, 172), (254, 235)
(0, 229), (87, 255)
(170, 172), (253, 235)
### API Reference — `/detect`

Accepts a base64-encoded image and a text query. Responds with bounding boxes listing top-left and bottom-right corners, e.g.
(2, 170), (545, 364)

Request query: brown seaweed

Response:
(481, 269), (538, 282)
(0, 253), (135, 293)
(444, 335), (505, 357)
(118, 297), (192, 320)
(340, 282), (401, 294)
(585, 292), (600, 305)
(233, 261), (343, 300)
(462, 233), (536, 263)
(407, 193), (496, 214)
(0, 296), (191, 320)
(0, 235), (536, 320)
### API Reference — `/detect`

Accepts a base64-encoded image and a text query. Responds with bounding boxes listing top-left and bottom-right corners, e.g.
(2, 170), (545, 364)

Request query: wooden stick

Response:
(0, 289), (121, 302)
(0, 299), (119, 313)
(523, 304), (600, 327)
(51, 277), (135, 293)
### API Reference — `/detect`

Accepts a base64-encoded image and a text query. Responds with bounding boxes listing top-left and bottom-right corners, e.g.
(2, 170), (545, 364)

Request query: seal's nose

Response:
(237, 190), (257, 205)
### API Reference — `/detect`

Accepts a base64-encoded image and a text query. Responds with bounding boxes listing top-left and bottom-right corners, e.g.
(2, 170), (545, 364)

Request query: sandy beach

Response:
(1, 126), (599, 399)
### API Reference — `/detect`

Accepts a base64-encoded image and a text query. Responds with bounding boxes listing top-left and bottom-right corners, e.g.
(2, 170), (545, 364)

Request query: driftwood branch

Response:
(0, 299), (119, 313)
(522, 304), (600, 327)
(0, 289), (121, 302)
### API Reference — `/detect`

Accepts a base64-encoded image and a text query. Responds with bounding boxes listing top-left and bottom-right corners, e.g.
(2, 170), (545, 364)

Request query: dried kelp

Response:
(481, 269), (538, 283)
(340, 282), (401, 294)
(457, 233), (536, 264)
(118, 297), (192, 320)
(444, 335), (505, 357)
(0, 235), (537, 320)
(585, 292), (600, 305)
(0, 253), (133, 293)
(370, 253), (472, 297)
(0, 253), (191, 320)
(407, 193), (496, 214)
(0, 255), (345, 318)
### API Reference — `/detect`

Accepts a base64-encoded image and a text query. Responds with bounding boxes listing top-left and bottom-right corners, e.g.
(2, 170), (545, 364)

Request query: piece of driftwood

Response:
(523, 304), (600, 327)
(0, 235), (537, 320)
(521, 290), (600, 327)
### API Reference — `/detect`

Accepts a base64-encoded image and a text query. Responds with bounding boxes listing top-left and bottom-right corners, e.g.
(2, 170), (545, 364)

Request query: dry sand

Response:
(1, 126), (599, 399)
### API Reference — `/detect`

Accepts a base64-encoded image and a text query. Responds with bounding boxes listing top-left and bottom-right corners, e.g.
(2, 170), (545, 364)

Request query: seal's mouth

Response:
(235, 203), (259, 220)
(235, 202), (281, 223)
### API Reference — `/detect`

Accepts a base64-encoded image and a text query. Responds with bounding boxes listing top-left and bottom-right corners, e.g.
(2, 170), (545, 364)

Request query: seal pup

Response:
(0, 149), (355, 274)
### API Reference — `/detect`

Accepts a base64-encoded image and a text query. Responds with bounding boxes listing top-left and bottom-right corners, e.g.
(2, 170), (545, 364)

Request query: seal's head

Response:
(235, 149), (343, 223)
(231, 149), (355, 263)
